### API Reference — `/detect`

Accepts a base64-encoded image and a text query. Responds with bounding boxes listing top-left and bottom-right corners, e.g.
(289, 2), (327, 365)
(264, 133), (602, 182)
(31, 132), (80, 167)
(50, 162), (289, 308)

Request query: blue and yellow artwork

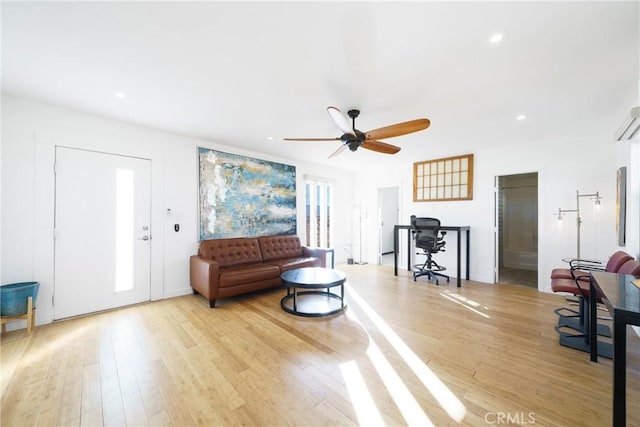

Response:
(198, 147), (297, 240)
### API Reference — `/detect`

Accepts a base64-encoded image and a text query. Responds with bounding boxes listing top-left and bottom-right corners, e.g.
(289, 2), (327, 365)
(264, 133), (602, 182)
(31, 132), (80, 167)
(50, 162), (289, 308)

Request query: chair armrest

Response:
(190, 255), (220, 298)
(571, 270), (592, 281)
(302, 247), (330, 268)
(563, 257), (601, 265)
(567, 258), (604, 271)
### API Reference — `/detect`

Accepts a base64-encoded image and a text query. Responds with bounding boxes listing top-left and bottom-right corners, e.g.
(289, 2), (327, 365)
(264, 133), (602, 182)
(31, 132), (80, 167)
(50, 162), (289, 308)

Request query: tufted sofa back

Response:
(259, 235), (303, 261)
(198, 238), (263, 267)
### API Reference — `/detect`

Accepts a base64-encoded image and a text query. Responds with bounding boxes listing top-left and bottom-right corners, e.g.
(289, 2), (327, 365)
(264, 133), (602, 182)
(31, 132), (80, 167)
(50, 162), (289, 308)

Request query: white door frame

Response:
(377, 186), (400, 264)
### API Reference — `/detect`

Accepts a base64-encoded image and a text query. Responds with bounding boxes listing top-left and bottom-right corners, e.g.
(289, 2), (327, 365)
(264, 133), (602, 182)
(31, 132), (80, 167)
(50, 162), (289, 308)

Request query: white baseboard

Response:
(162, 287), (194, 299)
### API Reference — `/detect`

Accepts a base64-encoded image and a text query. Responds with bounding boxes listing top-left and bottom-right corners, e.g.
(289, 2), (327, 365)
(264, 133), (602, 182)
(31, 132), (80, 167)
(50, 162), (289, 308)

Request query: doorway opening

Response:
(378, 186), (399, 266)
(495, 173), (538, 288)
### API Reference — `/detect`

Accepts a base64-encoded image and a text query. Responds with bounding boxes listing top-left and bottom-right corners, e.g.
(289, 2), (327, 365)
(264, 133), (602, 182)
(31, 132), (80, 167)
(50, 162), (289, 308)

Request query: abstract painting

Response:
(198, 147), (297, 240)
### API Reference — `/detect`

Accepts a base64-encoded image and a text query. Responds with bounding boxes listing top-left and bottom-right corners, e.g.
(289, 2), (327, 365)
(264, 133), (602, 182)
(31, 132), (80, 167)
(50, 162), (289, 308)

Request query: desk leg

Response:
(589, 279), (598, 363)
(456, 231), (461, 287)
(407, 230), (411, 272)
(465, 229), (470, 280)
(613, 315), (626, 427)
(394, 227), (399, 276)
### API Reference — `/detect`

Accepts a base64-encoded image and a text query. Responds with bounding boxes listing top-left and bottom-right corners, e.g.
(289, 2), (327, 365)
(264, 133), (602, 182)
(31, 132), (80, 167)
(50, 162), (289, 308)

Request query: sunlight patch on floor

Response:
(20, 325), (90, 367)
(440, 290), (491, 319)
(346, 284), (467, 423)
(345, 308), (434, 426)
(1, 324), (91, 396)
(339, 360), (385, 427)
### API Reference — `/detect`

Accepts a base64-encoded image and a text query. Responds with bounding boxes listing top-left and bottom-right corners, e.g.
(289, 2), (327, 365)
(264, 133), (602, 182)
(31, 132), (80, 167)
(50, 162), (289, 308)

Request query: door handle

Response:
(138, 235), (150, 241)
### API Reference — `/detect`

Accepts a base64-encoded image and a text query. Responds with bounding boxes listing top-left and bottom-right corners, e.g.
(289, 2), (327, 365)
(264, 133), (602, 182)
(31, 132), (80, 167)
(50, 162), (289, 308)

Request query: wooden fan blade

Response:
(361, 140), (401, 155)
(327, 106), (355, 136)
(283, 137), (341, 141)
(365, 118), (430, 141)
(328, 144), (348, 158)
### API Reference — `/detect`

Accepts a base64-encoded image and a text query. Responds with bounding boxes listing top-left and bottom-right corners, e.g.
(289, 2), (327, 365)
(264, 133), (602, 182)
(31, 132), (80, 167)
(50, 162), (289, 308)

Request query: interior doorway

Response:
(378, 186), (399, 266)
(495, 173), (538, 288)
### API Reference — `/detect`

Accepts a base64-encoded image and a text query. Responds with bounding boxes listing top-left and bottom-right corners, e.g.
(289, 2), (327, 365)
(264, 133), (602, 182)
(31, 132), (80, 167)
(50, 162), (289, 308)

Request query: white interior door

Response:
(54, 147), (151, 320)
(379, 187), (399, 256)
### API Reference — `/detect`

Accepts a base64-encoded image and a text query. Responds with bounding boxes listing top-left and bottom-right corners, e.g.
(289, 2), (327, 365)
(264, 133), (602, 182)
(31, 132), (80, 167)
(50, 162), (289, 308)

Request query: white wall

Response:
(616, 136), (640, 259)
(613, 76), (640, 260)
(3, 93), (637, 327)
(1, 95), (354, 326)
(354, 128), (629, 292)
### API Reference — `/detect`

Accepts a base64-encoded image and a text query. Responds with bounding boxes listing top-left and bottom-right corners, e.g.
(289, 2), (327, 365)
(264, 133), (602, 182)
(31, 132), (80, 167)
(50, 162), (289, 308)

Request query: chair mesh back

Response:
(411, 216), (441, 251)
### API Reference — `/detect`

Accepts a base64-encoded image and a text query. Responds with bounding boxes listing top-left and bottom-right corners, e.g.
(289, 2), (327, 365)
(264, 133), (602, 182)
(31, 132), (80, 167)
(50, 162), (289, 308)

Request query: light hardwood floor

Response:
(2, 264), (639, 426)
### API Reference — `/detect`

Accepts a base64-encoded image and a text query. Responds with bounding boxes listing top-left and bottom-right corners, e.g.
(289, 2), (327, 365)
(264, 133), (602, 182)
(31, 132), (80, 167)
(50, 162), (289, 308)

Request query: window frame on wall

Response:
(304, 176), (333, 249)
(413, 154), (474, 202)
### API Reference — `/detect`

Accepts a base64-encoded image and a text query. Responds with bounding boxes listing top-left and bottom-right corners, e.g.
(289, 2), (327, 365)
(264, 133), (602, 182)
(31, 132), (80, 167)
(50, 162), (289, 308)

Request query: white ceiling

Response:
(2, 1), (639, 171)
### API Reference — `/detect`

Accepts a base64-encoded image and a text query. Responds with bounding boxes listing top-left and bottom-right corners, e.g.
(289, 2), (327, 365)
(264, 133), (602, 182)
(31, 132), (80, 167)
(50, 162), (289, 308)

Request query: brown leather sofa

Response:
(190, 235), (328, 307)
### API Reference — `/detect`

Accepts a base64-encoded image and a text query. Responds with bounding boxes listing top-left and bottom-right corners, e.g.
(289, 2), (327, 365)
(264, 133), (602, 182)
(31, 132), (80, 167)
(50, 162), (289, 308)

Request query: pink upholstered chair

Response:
(551, 250), (633, 281)
(617, 259), (640, 275)
(550, 251), (633, 334)
(551, 258), (639, 359)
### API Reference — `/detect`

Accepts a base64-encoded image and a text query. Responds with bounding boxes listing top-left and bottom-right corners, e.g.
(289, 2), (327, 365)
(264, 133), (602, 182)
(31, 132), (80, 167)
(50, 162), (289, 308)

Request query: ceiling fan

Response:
(284, 107), (431, 158)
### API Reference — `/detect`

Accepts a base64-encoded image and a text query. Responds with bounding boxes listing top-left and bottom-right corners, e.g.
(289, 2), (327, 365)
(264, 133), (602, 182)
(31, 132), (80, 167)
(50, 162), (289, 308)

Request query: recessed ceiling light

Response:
(517, 114), (526, 121)
(114, 91), (125, 99)
(267, 136), (275, 141)
(489, 33), (503, 44)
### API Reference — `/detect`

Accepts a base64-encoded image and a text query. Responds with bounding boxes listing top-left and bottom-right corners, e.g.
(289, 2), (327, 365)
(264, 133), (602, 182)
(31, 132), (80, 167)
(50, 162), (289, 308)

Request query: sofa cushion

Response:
(219, 263), (280, 288)
(199, 238), (262, 267)
(265, 257), (322, 273)
(259, 235), (303, 262)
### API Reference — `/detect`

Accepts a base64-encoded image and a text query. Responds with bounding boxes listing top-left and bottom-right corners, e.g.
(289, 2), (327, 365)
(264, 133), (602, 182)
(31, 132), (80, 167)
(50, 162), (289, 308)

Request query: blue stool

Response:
(1, 282), (39, 335)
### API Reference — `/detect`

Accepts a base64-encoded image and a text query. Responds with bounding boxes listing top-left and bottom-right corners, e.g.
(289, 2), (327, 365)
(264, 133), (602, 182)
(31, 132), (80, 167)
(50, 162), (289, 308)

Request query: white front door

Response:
(54, 147), (151, 320)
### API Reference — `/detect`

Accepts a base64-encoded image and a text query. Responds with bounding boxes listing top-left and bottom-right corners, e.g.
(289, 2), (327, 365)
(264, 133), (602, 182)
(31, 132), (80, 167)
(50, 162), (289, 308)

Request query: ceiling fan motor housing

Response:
(341, 129), (365, 151)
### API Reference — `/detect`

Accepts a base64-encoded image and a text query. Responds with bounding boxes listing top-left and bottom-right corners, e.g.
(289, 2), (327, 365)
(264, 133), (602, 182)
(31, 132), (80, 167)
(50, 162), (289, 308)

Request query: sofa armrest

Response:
(190, 255), (221, 299)
(302, 247), (332, 268)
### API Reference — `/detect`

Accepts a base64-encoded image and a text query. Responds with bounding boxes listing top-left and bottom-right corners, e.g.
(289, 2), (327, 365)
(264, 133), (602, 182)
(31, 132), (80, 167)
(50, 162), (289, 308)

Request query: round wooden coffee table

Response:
(280, 267), (347, 317)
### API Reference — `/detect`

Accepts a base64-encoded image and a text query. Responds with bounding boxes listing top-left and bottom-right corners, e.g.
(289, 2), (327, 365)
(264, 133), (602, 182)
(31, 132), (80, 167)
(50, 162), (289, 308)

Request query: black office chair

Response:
(410, 216), (450, 285)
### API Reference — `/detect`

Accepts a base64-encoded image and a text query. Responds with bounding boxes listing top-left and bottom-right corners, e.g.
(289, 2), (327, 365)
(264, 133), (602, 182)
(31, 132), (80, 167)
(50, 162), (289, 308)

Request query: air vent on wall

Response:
(615, 106), (640, 141)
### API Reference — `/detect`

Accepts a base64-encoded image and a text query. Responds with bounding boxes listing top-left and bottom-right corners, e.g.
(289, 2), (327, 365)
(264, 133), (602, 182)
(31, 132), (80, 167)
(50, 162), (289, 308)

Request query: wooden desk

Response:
(590, 271), (640, 427)
(393, 225), (470, 287)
